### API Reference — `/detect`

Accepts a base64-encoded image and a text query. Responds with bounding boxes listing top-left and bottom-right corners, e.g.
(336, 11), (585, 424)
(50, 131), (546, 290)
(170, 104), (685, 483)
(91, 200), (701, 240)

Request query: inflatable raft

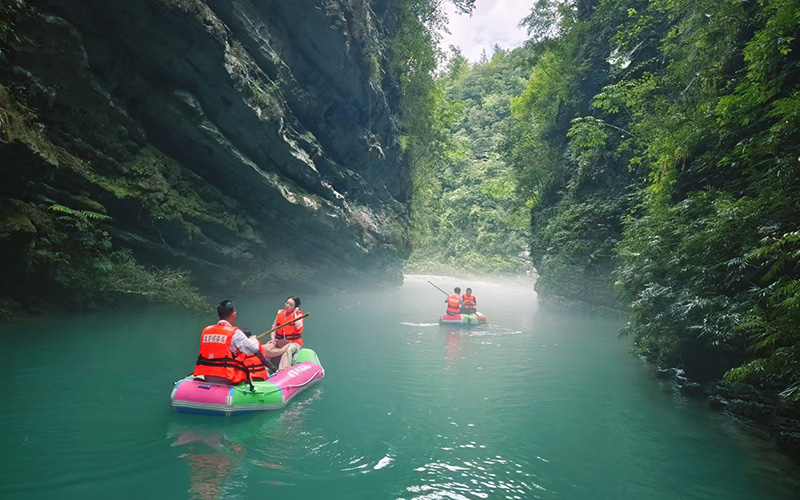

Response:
(170, 348), (324, 416)
(439, 311), (487, 326)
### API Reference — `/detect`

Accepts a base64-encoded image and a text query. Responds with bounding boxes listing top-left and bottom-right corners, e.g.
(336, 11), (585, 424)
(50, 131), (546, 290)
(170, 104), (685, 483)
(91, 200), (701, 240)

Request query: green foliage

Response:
(246, 77), (283, 120)
(721, 198), (800, 400)
(0, 84), (59, 163)
(49, 203), (111, 221)
(405, 42), (533, 277)
(615, 191), (757, 362)
(388, 0), (451, 171)
(29, 201), (208, 312)
(100, 251), (209, 312)
(502, 0), (641, 309)
(0, 1), (25, 41)
(503, 0), (800, 397)
(520, 0), (590, 43)
(508, 50), (575, 201)
(607, 0), (800, 396)
(531, 193), (628, 304)
(480, 176), (515, 201)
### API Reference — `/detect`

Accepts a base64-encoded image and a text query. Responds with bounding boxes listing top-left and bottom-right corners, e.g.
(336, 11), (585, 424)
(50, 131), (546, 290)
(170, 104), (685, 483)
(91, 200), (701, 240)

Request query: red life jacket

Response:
(193, 322), (248, 384)
(243, 345), (269, 380)
(461, 294), (476, 313)
(446, 294), (461, 315)
(275, 309), (304, 346)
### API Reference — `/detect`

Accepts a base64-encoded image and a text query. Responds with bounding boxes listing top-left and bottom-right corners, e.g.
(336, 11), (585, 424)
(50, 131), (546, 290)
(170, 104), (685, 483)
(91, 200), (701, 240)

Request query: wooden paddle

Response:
(255, 312), (310, 340)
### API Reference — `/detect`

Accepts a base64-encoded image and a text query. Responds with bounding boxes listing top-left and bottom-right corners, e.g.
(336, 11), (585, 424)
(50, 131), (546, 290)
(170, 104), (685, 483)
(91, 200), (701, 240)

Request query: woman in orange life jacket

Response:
(460, 287), (477, 315)
(445, 287), (462, 317)
(193, 300), (278, 384)
(267, 296), (305, 371)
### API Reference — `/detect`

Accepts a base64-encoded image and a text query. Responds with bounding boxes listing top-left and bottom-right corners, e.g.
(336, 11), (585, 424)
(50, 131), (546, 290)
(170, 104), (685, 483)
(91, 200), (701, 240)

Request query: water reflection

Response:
(185, 447), (240, 500)
(169, 388), (324, 498)
(169, 423), (246, 500)
(169, 382), (409, 498)
(441, 324), (524, 371)
(444, 329), (461, 369)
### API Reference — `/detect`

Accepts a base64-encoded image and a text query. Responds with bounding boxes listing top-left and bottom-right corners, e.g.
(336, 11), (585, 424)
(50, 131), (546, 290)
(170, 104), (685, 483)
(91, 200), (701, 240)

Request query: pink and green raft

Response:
(170, 348), (324, 416)
(439, 311), (487, 327)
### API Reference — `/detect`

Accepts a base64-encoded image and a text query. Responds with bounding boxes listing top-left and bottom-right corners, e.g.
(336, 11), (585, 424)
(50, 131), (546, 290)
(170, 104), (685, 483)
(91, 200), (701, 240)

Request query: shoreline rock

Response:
(651, 363), (800, 462)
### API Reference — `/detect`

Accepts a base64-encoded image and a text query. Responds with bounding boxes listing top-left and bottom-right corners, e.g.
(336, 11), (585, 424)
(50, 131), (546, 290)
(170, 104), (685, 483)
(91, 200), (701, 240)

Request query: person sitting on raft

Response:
(460, 287), (477, 315)
(193, 300), (284, 384)
(267, 296), (305, 371)
(445, 287), (462, 317)
(240, 329), (290, 380)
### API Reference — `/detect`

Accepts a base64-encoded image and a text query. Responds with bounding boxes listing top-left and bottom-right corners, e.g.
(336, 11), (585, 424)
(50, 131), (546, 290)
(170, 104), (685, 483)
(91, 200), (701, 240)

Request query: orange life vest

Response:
(275, 309), (304, 346)
(243, 345), (269, 380)
(446, 294), (461, 315)
(193, 322), (248, 384)
(461, 294), (476, 313)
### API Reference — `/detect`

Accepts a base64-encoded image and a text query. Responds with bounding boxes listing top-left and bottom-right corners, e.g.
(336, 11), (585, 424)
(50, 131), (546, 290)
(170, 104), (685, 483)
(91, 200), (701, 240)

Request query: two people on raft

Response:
(445, 286), (477, 316)
(193, 297), (305, 385)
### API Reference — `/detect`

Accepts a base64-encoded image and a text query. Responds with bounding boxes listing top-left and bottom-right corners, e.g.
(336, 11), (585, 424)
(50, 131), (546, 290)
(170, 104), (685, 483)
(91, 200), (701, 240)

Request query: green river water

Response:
(1, 275), (798, 499)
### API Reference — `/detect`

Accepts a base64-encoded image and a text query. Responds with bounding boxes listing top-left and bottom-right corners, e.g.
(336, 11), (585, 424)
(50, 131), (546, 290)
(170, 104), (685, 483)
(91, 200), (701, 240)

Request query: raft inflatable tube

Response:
(439, 311), (487, 327)
(170, 348), (324, 416)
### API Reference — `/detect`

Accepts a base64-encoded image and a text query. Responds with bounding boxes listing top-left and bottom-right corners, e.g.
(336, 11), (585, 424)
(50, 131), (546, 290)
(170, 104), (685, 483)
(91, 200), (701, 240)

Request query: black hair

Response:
(466, 288), (472, 293)
(454, 287), (461, 294)
(217, 300), (235, 319)
(287, 296), (301, 308)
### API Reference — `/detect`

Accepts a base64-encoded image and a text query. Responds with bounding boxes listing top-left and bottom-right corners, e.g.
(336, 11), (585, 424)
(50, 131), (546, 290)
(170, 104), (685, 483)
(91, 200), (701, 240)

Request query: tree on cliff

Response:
(503, 0), (800, 400)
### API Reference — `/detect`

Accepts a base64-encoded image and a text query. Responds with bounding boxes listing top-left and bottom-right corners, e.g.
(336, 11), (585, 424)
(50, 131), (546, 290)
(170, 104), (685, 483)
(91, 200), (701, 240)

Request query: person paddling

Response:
(193, 300), (278, 384)
(445, 287), (462, 317)
(266, 296), (305, 371)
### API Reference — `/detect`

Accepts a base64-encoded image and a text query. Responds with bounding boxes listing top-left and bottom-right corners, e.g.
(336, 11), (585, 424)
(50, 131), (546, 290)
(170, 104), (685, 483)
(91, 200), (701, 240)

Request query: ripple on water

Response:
(249, 425), (400, 478)
(401, 427), (550, 500)
(405, 453), (547, 500)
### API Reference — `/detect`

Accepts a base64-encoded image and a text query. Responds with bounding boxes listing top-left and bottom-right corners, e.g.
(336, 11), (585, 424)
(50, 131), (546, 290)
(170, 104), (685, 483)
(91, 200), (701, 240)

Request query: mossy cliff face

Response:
(0, 0), (409, 311)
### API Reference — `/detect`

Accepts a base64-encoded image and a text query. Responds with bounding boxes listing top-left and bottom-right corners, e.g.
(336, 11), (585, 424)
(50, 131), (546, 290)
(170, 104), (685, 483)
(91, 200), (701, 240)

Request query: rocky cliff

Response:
(0, 0), (410, 311)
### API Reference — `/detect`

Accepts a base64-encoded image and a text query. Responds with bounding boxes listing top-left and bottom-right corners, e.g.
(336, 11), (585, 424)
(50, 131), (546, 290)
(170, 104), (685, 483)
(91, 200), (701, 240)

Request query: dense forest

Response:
(404, 47), (534, 276)
(402, 0), (800, 411)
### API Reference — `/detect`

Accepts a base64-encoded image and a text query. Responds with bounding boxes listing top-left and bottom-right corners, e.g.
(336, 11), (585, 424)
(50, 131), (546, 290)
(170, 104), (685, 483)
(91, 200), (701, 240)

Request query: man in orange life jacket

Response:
(193, 300), (277, 384)
(460, 287), (477, 315)
(445, 287), (462, 317)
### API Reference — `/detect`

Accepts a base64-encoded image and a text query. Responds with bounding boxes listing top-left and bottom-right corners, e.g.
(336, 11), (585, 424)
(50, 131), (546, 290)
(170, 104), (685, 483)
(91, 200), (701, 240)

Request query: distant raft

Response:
(439, 311), (487, 327)
(170, 348), (324, 416)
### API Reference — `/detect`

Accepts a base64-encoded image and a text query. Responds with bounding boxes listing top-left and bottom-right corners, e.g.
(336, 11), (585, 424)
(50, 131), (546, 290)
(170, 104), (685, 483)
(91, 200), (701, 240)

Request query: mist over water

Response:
(1, 275), (798, 499)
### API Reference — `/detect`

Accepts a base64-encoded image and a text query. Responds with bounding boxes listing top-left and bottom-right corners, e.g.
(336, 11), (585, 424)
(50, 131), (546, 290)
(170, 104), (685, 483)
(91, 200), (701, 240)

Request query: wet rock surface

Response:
(0, 0), (410, 305)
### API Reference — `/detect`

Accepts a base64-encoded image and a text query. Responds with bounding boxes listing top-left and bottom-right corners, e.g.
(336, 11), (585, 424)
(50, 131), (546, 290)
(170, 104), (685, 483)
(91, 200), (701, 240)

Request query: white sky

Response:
(439, 0), (532, 62)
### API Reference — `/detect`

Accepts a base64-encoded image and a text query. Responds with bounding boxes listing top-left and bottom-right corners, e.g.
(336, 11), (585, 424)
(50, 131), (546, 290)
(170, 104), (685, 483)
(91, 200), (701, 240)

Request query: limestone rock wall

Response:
(0, 0), (410, 307)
